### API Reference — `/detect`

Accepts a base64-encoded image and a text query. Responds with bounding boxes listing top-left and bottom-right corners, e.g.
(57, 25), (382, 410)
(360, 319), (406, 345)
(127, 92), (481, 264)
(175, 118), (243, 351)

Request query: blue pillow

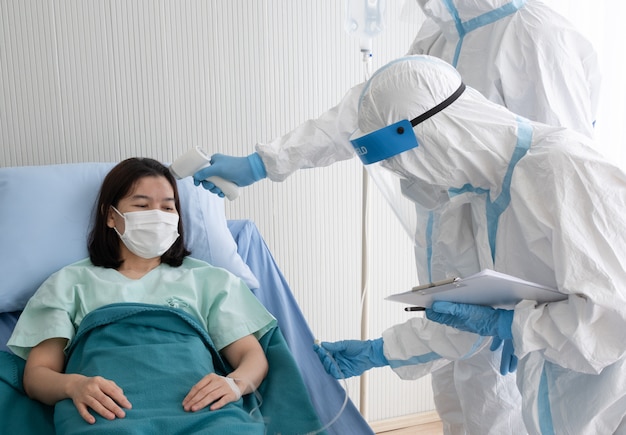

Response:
(0, 163), (259, 313)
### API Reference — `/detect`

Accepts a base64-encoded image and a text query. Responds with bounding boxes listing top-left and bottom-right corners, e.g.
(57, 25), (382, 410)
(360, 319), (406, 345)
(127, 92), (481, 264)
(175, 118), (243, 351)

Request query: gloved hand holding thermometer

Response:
(184, 150), (267, 199)
(169, 147), (243, 200)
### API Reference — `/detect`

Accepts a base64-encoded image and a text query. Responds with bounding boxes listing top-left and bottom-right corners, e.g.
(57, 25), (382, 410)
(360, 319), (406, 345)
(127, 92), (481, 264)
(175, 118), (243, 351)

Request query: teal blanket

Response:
(0, 303), (325, 435)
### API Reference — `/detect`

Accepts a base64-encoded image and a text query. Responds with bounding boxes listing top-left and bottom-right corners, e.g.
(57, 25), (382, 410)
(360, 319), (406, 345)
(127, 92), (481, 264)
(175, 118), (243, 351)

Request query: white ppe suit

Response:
(357, 54), (626, 435)
(255, 1), (600, 433)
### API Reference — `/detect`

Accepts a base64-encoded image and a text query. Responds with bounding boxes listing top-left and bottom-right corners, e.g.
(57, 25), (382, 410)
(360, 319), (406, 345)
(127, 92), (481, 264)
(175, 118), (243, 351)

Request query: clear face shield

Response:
(350, 82), (466, 244)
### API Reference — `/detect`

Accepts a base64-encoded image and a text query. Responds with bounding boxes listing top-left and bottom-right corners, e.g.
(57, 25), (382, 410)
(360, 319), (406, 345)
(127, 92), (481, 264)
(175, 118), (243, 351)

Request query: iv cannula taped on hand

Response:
(170, 147), (240, 200)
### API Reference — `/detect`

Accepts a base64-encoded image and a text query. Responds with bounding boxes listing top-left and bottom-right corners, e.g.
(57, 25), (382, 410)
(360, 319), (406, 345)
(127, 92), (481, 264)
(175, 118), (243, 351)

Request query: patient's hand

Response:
(183, 334), (266, 412)
(183, 373), (242, 412)
(23, 338), (132, 425)
(67, 374), (132, 424)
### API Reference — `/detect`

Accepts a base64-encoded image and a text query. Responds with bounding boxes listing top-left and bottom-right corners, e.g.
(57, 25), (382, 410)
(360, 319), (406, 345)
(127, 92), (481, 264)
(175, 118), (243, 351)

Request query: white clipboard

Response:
(386, 269), (567, 309)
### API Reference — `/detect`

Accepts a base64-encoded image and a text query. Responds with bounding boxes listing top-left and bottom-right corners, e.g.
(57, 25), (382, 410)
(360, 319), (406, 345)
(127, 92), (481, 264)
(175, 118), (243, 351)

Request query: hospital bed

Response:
(0, 162), (373, 435)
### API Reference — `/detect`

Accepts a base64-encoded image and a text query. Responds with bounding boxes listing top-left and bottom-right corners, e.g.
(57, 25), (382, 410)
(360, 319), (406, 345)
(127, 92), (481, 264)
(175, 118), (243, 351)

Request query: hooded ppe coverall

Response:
(356, 54), (626, 435)
(254, 1), (600, 433)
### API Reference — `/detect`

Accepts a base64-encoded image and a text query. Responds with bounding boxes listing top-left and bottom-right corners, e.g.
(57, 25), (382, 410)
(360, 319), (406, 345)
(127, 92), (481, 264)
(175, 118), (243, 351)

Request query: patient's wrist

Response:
(224, 376), (243, 399)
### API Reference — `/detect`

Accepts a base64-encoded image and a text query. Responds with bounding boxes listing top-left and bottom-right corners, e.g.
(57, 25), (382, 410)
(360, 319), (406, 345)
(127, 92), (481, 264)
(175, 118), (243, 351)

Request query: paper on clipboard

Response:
(386, 269), (567, 309)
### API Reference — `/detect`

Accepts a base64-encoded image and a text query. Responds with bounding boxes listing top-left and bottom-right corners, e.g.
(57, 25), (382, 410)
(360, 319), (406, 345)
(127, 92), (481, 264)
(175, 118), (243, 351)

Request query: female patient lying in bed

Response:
(7, 157), (277, 434)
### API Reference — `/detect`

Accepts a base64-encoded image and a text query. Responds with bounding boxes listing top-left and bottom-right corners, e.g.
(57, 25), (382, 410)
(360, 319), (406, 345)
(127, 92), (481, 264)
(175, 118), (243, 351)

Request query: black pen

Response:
(404, 306), (426, 312)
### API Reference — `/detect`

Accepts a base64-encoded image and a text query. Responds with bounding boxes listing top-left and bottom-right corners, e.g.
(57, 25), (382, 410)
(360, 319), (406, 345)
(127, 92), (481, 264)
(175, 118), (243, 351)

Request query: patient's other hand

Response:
(67, 374), (132, 424)
(183, 373), (242, 412)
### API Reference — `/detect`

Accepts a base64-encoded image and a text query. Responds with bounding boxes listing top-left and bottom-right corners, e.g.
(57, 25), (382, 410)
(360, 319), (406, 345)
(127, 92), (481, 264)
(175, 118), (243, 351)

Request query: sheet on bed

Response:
(0, 351), (55, 433)
(1, 303), (324, 435)
(0, 311), (18, 353)
(228, 220), (374, 435)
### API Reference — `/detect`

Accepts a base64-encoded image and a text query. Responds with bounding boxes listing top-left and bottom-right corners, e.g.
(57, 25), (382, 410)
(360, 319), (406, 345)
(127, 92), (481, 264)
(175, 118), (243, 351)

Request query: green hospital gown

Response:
(8, 256), (276, 359)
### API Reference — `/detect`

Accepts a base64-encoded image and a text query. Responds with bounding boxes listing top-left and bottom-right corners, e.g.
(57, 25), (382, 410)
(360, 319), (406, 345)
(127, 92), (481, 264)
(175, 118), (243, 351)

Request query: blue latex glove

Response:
(313, 338), (389, 379)
(425, 301), (513, 340)
(490, 337), (518, 375)
(193, 152), (267, 194)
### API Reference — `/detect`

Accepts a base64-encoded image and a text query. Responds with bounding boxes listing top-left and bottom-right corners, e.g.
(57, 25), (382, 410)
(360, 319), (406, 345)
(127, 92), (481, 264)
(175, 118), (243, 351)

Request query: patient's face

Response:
(107, 175), (178, 234)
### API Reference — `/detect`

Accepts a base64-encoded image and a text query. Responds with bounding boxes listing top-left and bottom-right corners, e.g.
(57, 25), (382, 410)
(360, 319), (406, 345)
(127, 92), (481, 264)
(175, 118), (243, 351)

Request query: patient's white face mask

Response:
(112, 207), (180, 259)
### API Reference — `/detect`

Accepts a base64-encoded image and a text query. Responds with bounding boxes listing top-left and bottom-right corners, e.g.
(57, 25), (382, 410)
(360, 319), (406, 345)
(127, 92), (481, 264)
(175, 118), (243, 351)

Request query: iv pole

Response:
(359, 49), (372, 419)
(344, 0), (385, 420)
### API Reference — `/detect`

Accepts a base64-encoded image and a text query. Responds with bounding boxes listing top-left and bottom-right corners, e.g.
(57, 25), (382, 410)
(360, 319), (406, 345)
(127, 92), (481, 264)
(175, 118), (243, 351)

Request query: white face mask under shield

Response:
(112, 207), (180, 259)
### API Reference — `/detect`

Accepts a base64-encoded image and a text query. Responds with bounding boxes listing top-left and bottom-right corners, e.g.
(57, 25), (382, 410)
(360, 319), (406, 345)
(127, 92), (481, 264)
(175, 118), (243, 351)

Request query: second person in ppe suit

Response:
(316, 54), (626, 435)
(410, 0), (600, 138)
(193, 2), (599, 433)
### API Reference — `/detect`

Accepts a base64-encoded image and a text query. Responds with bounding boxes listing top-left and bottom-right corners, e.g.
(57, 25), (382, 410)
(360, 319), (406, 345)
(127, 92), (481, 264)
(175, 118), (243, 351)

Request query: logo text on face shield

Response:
(351, 119), (419, 165)
(355, 146), (368, 157)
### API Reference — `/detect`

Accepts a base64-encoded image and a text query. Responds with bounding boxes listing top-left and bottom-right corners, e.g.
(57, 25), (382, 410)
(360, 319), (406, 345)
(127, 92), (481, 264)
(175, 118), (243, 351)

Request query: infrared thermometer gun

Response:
(169, 147), (240, 200)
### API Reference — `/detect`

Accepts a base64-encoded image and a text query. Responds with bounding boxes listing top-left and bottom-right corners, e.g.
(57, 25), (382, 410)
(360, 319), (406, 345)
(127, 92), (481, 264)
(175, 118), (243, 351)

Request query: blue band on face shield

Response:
(351, 82), (466, 165)
(351, 119), (419, 165)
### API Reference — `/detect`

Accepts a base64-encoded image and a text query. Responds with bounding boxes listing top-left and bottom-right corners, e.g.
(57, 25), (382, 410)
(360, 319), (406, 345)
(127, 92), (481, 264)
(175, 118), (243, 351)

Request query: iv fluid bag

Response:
(345, 0), (386, 50)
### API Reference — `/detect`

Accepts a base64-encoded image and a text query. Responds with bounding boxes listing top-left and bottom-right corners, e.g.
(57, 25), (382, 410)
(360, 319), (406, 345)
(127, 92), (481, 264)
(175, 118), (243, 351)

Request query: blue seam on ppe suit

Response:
(389, 352), (441, 369)
(447, 116), (532, 261)
(441, 0), (527, 67)
(388, 336), (487, 368)
(425, 117), (531, 271)
(538, 366), (555, 434)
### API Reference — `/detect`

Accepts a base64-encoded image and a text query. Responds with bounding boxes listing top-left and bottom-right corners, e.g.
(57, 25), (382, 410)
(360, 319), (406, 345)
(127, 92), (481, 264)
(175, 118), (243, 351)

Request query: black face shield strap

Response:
(410, 82), (466, 127)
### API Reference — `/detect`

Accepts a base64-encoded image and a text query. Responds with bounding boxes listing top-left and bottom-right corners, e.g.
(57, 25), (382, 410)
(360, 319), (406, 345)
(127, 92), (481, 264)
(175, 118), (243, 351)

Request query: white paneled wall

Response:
(1, 0), (432, 423)
(543, 0), (626, 168)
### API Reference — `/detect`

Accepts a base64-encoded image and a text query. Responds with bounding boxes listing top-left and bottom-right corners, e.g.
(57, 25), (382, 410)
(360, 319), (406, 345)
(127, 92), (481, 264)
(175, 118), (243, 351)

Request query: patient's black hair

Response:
(88, 157), (191, 269)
